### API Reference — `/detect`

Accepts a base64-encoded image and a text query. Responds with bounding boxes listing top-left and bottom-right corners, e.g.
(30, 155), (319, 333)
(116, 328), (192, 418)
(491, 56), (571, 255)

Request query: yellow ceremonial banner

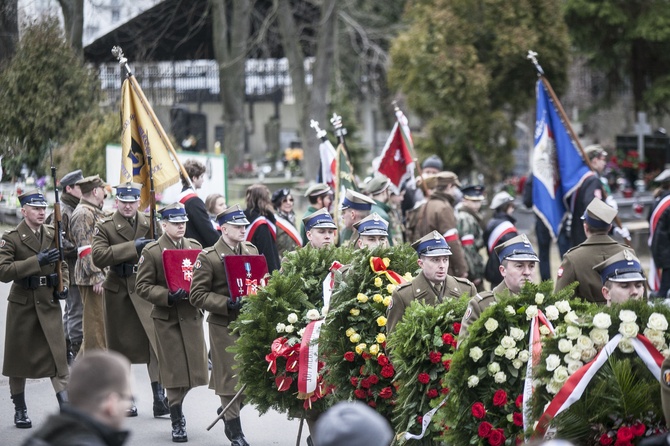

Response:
(120, 76), (180, 209)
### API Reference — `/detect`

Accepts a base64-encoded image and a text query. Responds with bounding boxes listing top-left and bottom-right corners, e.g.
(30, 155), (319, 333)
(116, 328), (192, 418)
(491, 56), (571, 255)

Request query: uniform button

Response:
(35, 300), (40, 304)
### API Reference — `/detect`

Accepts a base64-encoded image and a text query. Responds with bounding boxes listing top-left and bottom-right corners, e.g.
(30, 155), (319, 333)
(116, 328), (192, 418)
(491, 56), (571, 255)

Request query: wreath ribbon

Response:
(399, 395), (449, 441)
(369, 257), (406, 285)
(523, 310), (555, 432)
(297, 320), (325, 400)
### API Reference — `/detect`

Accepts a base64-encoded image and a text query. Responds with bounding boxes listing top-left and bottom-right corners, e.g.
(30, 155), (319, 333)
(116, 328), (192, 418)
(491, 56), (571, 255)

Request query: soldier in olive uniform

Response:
(300, 183), (332, 245)
(555, 198), (633, 303)
(190, 205), (257, 446)
(136, 203), (208, 442)
(387, 231), (476, 334)
(352, 213), (389, 250)
(0, 190), (69, 428)
(459, 234), (539, 345)
(91, 182), (168, 418)
(304, 208), (338, 249)
(593, 250), (646, 305)
(339, 189), (375, 246)
(456, 185), (486, 291)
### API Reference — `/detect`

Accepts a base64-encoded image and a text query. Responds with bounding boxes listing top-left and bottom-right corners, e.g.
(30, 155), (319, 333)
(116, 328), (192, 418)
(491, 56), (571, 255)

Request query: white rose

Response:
(505, 305), (516, 315)
(576, 335), (594, 350)
(526, 305), (539, 320)
(648, 313), (669, 331)
(469, 347), (484, 362)
(321, 306), (329, 316)
(500, 336), (516, 349)
(619, 337), (635, 353)
(539, 325), (551, 336)
(589, 328), (610, 346)
(505, 347), (519, 360)
(512, 359), (524, 369)
(517, 350), (530, 362)
(535, 293), (545, 304)
(566, 326), (582, 340)
(546, 379), (562, 394)
(510, 327), (525, 341)
(485, 318), (499, 332)
(555, 300), (571, 313)
(545, 354), (561, 372)
(287, 313), (298, 324)
(592, 313), (612, 329)
(276, 323), (286, 333)
(619, 309), (637, 323)
(580, 347), (597, 362)
(285, 324), (295, 333)
(567, 348), (582, 361)
(467, 375), (479, 387)
(558, 339), (573, 353)
(488, 362), (501, 374)
(494, 371), (507, 383)
(306, 309), (321, 321)
(619, 321), (639, 338)
(644, 328), (665, 345)
(566, 360), (583, 375)
(553, 366), (569, 383)
(494, 345), (506, 356)
(545, 305), (559, 321)
(564, 311), (579, 324)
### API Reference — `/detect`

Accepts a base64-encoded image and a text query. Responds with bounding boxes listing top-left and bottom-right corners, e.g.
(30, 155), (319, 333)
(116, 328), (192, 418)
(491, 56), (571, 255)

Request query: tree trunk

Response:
(0, 0), (18, 65)
(57, 0), (84, 56)
(210, 0), (252, 171)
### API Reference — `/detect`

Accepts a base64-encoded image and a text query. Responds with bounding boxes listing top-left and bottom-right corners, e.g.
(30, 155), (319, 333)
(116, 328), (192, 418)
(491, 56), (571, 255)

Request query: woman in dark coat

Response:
(243, 184), (281, 272)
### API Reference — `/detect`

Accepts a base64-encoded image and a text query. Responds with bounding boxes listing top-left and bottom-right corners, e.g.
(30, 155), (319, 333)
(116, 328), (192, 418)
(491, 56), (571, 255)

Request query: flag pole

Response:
(527, 50), (630, 245)
(393, 101), (428, 196)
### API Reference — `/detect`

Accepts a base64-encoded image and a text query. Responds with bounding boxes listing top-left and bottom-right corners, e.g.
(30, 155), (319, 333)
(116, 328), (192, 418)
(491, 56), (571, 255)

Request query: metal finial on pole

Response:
(310, 119), (327, 139)
(330, 113), (347, 139)
(527, 50), (544, 76)
(111, 46), (132, 77)
(392, 100), (400, 112)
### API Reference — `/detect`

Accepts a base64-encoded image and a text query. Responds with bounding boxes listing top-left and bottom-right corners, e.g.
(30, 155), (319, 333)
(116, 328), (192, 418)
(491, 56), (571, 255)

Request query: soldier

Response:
(92, 182), (168, 418)
(190, 205), (257, 446)
(593, 250), (646, 305)
(649, 168), (670, 298)
(352, 213), (389, 250)
(300, 183), (333, 245)
(568, 145), (607, 248)
(339, 189), (376, 246)
(135, 203), (208, 442)
(456, 185), (486, 291)
(303, 208), (338, 249)
(483, 191), (518, 287)
(70, 175), (109, 353)
(410, 171), (468, 278)
(364, 175), (395, 245)
(555, 198), (631, 303)
(387, 231), (476, 334)
(460, 234), (539, 344)
(0, 189), (69, 428)
(178, 159), (221, 248)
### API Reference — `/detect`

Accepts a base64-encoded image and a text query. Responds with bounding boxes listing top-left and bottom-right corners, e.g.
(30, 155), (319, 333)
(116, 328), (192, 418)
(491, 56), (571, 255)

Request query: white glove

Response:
(605, 194), (618, 210)
(614, 226), (631, 240)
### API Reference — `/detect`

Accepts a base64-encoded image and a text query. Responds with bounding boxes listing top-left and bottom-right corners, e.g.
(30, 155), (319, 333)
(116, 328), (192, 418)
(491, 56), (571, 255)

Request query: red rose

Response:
(362, 352), (371, 360)
(478, 421), (493, 438)
(379, 387), (393, 399)
(369, 374), (379, 385)
(492, 389), (508, 407)
(515, 394), (523, 408)
(617, 426), (633, 442)
(343, 351), (355, 362)
(426, 389), (438, 398)
(416, 416), (423, 425)
(359, 365), (366, 375)
(512, 412), (523, 426)
(599, 433), (613, 445)
(443, 359), (451, 371)
(381, 365), (395, 378)
(631, 422), (646, 437)
(350, 377), (359, 387)
(488, 428), (505, 446)
(441, 387), (450, 395)
(442, 333), (454, 345)
(471, 402), (486, 419)
(368, 400), (377, 408)
(354, 389), (366, 399)
(377, 354), (389, 366)
(453, 322), (461, 334)
(361, 378), (371, 389)
(429, 351), (442, 363)
(418, 373), (431, 384)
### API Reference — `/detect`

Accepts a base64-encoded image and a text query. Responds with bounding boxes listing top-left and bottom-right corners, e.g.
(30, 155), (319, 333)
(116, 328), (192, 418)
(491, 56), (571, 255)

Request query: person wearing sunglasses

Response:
(271, 188), (302, 256)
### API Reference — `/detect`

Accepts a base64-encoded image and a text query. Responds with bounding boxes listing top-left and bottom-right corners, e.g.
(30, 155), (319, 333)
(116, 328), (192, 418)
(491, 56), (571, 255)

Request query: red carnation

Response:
(442, 333), (454, 345)
(617, 426), (633, 442)
(471, 402), (486, 419)
(453, 322), (461, 334)
(368, 374), (379, 385)
(492, 389), (508, 407)
(350, 377), (359, 387)
(380, 365), (395, 378)
(443, 359), (451, 371)
(631, 423), (646, 437)
(488, 428), (505, 446)
(478, 421), (493, 438)
(515, 394), (523, 408)
(426, 388), (439, 398)
(377, 354), (389, 366)
(441, 387), (450, 395)
(362, 352), (371, 360)
(512, 412), (523, 427)
(379, 387), (393, 399)
(599, 433), (613, 445)
(343, 351), (355, 362)
(418, 373), (431, 384)
(354, 389), (367, 399)
(429, 351), (442, 363)
(368, 400), (377, 408)
(361, 378), (371, 389)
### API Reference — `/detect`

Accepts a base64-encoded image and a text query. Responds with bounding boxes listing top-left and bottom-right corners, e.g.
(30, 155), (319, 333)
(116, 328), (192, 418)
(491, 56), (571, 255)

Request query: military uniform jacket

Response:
(570, 174), (603, 247)
(71, 199), (107, 286)
(135, 234), (208, 389)
(554, 234), (629, 303)
(460, 281), (511, 346)
(190, 238), (258, 395)
(456, 204), (486, 282)
(661, 355), (670, 427)
(411, 191), (468, 278)
(92, 210), (157, 363)
(0, 221), (69, 378)
(387, 271), (476, 334)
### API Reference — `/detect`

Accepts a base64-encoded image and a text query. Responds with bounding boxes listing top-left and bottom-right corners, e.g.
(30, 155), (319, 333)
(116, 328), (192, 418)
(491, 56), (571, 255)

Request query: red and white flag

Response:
(318, 137), (337, 191)
(378, 109), (415, 193)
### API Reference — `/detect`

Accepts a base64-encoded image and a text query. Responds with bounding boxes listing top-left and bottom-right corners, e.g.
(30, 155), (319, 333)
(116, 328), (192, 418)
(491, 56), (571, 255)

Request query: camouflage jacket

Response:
(70, 199), (107, 285)
(456, 203), (485, 282)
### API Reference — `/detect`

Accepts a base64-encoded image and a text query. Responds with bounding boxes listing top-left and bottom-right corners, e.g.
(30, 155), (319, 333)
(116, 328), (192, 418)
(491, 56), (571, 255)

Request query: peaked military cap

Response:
(365, 175), (391, 196)
(217, 204), (249, 226)
(303, 208), (337, 231)
(593, 250), (645, 283)
(113, 182), (142, 202)
(304, 183), (331, 198)
(19, 189), (48, 208)
(60, 169), (84, 187)
(341, 189), (375, 211)
(159, 202), (189, 223)
(582, 197), (617, 229)
(76, 175), (107, 194)
(461, 185), (485, 201)
(353, 213), (388, 237)
(495, 234), (539, 263)
(412, 231), (452, 257)
(435, 171), (461, 188)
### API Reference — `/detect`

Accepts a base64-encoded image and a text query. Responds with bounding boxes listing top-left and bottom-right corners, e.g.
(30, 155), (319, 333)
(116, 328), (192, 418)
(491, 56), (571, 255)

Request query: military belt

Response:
(20, 274), (58, 289)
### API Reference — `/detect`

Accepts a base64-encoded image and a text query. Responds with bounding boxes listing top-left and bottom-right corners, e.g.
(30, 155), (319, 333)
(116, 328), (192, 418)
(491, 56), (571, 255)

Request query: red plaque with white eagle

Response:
(162, 249), (202, 292)
(222, 255), (269, 303)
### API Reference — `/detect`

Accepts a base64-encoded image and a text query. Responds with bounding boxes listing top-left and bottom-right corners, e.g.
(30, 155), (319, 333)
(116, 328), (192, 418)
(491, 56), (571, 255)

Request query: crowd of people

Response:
(4, 151), (670, 446)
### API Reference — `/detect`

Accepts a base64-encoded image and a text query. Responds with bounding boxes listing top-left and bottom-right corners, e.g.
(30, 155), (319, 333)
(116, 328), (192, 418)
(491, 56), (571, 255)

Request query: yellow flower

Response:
(350, 308), (360, 316)
(355, 343), (367, 355)
(345, 328), (356, 338)
(349, 333), (361, 343)
(376, 333), (386, 344)
(374, 277), (383, 287)
(382, 296), (392, 307)
(373, 294), (383, 303)
(369, 344), (380, 355)
(376, 316), (387, 327)
(357, 293), (369, 303)
(386, 284), (396, 294)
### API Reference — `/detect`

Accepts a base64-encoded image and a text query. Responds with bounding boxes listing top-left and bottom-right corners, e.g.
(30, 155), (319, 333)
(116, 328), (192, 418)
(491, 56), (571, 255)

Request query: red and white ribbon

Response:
(461, 234), (475, 246)
(322, 261), (343, 314)
(78, 245), (92, 258)
(443, 228), (460, 243)
(402, 395), (449, 441)
(523, 311), (555, 431)
(487, 221), (516, 253)
(297, 319), (325, 398)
